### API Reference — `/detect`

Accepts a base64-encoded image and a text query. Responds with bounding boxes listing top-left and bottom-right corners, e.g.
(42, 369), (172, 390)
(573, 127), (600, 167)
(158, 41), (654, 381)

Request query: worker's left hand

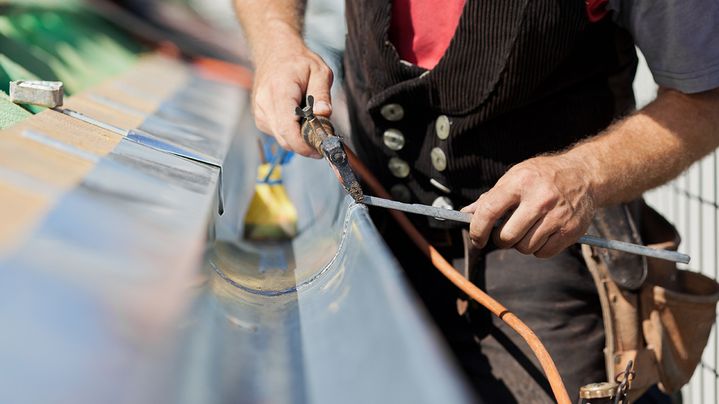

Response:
(460, 155), (596, 258)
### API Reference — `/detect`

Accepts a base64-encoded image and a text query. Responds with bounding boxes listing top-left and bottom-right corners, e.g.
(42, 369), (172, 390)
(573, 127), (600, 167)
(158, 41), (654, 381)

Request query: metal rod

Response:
(364, 196), (473, 224)
(577, 235), (690, 264)
(362, 196), (691, 264)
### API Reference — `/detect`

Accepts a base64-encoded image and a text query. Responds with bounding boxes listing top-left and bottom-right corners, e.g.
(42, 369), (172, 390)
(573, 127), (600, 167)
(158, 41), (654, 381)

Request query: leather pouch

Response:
(638, 204), (719, 393)
(583, 201), (719, 399)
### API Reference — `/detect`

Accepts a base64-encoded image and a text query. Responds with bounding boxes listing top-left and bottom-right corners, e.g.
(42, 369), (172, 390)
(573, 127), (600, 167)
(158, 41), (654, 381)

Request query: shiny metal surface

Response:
(579, 235), (690, 264)
(364, 195), (468, 223)
(0, 69), (474, 403)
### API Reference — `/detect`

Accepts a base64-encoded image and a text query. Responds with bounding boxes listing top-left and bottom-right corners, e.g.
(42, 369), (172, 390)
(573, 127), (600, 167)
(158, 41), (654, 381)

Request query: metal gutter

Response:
(0, 64), (473, 403)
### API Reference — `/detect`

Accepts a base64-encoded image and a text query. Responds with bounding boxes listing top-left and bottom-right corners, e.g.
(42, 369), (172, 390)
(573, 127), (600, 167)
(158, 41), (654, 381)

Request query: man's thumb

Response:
(306, 65), (334, 116)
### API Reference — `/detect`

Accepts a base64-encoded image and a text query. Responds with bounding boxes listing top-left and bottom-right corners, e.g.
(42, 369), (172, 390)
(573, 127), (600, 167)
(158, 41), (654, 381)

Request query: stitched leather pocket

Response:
(639, 203), (719, 393)
(641, 268), (719, 393)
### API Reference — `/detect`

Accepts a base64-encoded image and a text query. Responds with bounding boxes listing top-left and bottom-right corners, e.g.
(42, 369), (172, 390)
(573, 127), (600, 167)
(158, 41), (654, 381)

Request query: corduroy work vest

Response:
(344, 0), (638, 212)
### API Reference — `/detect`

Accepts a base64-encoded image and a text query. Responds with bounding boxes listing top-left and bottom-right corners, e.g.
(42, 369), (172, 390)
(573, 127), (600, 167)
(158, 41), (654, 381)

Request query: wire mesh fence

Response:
(645, 150), (719, 404)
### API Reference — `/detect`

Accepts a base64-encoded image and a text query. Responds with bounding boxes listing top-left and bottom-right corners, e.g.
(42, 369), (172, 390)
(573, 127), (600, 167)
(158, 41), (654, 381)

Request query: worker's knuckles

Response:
(515, 242), (537, 255)
(495, 225), (523, 248)
(534, 239), (567, 259)
(517, 225), (553, 254)
(507, 164), (543, 188)
(507, 162), (562, 200)
(285, 136), (321, 158)
(468, 219), (492, 249)
(277, 130), (311, 156)
(468, 234), (487, 250)
(533, 222), (584, 258)
(310, 59), (334, 81)
(515, 239), (537, 255)
(476, 196), (506, 221)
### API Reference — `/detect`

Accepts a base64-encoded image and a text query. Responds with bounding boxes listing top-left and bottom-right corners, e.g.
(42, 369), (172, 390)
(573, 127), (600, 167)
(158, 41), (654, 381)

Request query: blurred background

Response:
(0, 0), (346, 128)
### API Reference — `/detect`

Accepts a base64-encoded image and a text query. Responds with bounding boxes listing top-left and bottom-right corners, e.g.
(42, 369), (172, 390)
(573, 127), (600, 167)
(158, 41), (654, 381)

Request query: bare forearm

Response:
(565, 87), (719, 206)
(234, 0), (306, 64)
(463, 87), (719, 257)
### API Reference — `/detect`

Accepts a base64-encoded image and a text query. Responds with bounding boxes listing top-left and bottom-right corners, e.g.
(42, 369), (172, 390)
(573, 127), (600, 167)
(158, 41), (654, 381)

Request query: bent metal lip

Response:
(361, 195), (691, 264)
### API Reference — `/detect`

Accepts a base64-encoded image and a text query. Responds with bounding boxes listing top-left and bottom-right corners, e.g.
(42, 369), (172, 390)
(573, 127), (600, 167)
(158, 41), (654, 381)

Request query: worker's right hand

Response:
(251, 41), (333, 158)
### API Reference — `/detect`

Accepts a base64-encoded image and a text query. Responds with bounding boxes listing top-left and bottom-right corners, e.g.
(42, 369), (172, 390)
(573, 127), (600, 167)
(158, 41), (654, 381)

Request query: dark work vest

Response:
(343, 0), (638, 210)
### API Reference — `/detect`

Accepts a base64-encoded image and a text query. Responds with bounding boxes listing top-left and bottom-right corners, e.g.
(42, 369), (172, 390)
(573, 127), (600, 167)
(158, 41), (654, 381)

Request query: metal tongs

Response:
(295, 95), (364, 202)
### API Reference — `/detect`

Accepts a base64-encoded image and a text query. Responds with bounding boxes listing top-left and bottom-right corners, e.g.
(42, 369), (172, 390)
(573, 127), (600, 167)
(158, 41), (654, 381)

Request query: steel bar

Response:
(578, 235), (690, 264)
(363, 195), (474, 224)
(362, 195), (691, 264)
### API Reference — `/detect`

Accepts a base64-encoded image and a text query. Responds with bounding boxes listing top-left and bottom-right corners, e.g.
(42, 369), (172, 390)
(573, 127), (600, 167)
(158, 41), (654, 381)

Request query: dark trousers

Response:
(372, 210), (606, 403)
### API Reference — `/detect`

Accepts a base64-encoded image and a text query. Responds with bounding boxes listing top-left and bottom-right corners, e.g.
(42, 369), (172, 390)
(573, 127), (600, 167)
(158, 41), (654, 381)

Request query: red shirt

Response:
(389, 0), (467, 70)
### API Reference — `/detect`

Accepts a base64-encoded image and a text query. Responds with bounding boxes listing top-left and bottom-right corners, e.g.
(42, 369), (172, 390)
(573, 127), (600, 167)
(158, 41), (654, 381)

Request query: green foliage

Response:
(0, 2), (145, 123)
(0, 90), (31, 129)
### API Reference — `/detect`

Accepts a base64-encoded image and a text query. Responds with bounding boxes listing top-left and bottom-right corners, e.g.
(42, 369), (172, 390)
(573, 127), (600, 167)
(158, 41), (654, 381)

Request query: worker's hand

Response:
(460, 155), (597, 258)
(251, 41), (333, 158)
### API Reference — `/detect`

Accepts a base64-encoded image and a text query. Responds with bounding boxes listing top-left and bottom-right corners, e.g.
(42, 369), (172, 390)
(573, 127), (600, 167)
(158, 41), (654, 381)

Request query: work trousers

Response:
(372, 210), (606, 403)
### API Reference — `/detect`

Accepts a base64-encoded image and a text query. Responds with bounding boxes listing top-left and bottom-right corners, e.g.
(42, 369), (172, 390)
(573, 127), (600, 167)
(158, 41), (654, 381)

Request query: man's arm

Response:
(234, 0), (333, 157)
(462, 87), (719, 257)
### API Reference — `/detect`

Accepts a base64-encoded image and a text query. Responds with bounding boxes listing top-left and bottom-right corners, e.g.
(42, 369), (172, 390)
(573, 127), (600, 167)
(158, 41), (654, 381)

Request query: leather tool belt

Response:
(583, 200), (719, 400)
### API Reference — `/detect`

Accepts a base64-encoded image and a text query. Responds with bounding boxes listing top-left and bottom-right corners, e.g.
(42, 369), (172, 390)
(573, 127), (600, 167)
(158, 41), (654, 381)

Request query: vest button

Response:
(390, 184), (412, 203)
(388, 157), (410, 178)
(430, 178), (451, 194)
(382, 128), (405, 151)
(435, 115), (450, 140)
(431, 196), (454, 220)
(380, 103), (405, 121)
(430, 147), (447, 171)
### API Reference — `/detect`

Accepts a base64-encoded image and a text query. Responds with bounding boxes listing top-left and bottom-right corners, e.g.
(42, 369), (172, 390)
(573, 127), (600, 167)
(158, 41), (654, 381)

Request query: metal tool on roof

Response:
(10, 80), (64, 108)
(296, 95), (364, 203)
(10, 79), (225, 214)
(10, 80), (222, 168)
